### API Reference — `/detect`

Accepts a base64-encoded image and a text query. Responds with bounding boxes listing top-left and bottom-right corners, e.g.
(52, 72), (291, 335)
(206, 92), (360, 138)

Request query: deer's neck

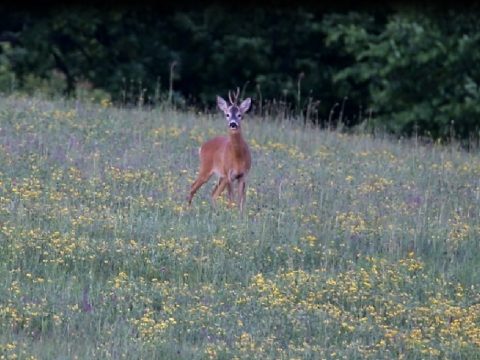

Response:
(228, 130), (248, 156)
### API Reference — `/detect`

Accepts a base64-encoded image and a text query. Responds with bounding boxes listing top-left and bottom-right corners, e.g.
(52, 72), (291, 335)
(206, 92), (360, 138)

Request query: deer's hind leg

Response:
(211, 176), (234, 207)
(211, 177), (230, 207)
(226, 182), (234, 207)
(211, 177), (222, 197)
(187, 171), (212, 205)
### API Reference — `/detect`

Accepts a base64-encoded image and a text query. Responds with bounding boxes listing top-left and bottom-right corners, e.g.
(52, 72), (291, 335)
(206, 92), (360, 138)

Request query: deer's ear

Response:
(217, 96), (229, 113)
(239, 98), (251, 114)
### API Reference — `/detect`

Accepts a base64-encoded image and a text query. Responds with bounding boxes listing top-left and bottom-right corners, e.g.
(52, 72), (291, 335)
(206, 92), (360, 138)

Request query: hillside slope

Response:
(0, 95), (479, 359)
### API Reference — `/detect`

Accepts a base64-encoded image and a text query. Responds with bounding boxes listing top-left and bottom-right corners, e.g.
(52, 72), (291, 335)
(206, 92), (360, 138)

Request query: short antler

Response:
(228, 87), (240, 105)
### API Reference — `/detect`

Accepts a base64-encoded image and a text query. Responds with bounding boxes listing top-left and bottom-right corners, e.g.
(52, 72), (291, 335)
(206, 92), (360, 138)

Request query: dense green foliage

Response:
(0, 4), (479, 139)
(323, 9), (480, 140)
(0, 95), (479, 358)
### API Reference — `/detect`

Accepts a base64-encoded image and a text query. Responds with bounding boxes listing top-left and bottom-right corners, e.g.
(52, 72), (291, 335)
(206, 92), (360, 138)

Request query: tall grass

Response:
(0, 94), (479, 359)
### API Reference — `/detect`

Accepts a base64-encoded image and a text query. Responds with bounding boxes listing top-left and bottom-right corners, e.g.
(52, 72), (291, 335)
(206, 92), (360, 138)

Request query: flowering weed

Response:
(0, 95), (479, 359)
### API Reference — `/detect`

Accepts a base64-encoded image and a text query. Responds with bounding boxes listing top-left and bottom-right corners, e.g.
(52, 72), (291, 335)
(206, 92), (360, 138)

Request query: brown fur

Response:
(187, 93), (252, 211)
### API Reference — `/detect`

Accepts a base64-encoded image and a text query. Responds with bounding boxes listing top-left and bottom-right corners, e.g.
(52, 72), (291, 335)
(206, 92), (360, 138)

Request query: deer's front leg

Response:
(237, 176), (247, 213)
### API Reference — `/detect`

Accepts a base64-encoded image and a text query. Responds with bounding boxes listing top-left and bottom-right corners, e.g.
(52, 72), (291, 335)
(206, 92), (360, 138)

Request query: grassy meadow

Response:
(0, 94), (479, 359)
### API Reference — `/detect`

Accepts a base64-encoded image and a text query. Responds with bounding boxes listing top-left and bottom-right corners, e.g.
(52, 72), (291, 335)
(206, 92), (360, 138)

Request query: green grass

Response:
(0, 94), (479, 359)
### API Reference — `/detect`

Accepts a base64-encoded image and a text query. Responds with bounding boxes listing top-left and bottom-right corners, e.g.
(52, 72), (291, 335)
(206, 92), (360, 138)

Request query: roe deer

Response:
(187, 88), (252, 211)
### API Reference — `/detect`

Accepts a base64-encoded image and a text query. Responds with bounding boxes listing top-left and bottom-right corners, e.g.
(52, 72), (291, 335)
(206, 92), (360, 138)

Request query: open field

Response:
(0, 95), (479, 359)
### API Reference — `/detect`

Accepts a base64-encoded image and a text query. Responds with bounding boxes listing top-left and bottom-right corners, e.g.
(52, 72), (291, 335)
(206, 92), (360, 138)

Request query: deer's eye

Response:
(238, 114), (242, 119)
(226, 113), (230, 118)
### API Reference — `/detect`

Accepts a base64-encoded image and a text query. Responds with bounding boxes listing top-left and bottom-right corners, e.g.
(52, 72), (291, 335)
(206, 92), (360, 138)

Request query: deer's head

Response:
(217, 88), (251, 132)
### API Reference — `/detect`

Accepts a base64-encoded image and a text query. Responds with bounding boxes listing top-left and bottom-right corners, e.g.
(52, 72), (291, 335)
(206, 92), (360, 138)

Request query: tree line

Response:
(0, 3), (479, 141)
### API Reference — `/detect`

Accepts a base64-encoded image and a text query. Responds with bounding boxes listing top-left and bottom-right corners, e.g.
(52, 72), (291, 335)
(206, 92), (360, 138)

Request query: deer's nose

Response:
(229, 121), (238, 129)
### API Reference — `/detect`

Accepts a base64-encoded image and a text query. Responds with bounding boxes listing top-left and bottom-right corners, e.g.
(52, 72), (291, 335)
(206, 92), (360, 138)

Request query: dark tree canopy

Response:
(0, 2), (479, 140)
